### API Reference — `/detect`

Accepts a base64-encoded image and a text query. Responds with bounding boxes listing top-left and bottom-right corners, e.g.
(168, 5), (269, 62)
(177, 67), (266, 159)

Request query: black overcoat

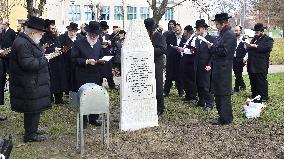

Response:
(58, 32), (83, 91)
(210, 26), (237, 95)
(40, 33), (68, 93)
(247, 34), (273, 74)
(9, 33), (51, 113)
(152, 32), (167, 99)
(71, 37), (102, 90)
(165, 32), (186, 80)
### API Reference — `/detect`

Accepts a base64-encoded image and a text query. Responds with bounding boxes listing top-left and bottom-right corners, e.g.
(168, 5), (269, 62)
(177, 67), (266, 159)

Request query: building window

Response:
(140, 7), (150, 20)
(101, 6), (110, 20)
(164, 8), (174, 21)
(69, 5), (81, 21)
(84, 5), (95, 21)
(114, 6), (123, 20)
(127, 6), (137, 20)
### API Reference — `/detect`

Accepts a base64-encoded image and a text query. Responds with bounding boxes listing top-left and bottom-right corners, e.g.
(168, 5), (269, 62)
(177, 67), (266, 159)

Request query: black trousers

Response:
(197, 86), (213, 107)
(249, 73), (268, 101)
(233, 59), (246, 91)
(215, 95), (233, 124)
(24, 113), (40, 137)
(164, 78), (183, 95)
(101, 61), (115, 89)
(181, 55), (197, 100)
(53, 92), (63, 103)
(0, 59), (6, 105)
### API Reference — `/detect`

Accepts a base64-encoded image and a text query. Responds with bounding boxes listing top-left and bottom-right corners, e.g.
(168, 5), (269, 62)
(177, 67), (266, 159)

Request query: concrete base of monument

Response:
(119, 99), (159, 131)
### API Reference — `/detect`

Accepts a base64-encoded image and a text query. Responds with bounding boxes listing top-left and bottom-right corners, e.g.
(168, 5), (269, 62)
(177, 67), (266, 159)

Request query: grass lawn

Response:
(1, 73), (284, 158)
(270, 38), (284, 64)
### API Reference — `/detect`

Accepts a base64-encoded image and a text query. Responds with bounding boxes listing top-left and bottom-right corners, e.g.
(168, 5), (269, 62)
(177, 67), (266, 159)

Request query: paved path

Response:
(243, 65), (284, 75)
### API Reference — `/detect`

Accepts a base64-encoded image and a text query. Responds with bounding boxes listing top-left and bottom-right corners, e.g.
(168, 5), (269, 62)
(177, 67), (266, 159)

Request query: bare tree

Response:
(0, 0), (21, 19)
(147, 0), (203, 22)
(253, 0), (284, 37)
(25, 0), (46, 18)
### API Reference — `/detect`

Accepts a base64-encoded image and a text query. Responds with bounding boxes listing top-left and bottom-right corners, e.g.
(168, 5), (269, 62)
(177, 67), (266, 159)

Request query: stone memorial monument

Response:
(119, 20), (158, 131)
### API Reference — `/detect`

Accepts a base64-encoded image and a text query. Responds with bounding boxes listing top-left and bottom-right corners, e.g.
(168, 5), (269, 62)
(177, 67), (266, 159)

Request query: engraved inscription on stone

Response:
(120, 20), (158, 131)
(125, 53), (153, 98)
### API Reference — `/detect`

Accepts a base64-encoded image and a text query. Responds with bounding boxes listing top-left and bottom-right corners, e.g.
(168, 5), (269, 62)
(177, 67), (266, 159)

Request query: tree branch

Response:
(170, 0), (188, 8)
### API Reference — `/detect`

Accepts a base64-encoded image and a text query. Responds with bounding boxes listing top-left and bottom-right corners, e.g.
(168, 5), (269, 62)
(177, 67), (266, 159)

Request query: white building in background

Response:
(45, 0), (208, 33)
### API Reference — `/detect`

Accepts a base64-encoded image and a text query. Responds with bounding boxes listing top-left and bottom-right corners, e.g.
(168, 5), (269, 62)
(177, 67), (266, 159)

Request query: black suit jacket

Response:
(1, 28), (16, 49)
(235, 39), (247, 62)
(247, 34), (273, 74)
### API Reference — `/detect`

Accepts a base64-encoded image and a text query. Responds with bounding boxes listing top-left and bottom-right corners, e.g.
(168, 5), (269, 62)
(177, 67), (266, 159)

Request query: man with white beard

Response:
(71, 21), (102, 128)
(58, 22), (82, 92)
(9, 16), (51, 142)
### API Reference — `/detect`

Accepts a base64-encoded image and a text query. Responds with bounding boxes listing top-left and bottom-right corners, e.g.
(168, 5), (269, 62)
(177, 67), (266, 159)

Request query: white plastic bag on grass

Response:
(243, 95), (266, 118)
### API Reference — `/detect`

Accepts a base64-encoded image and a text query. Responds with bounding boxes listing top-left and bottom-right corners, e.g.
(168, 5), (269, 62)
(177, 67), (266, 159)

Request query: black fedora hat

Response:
(195, 19), (209, 28)
(23, 16), (47, 32)
(184, 25), (193, 32)
(212, 13), (232, 21)
(66, 22), (79, 31)
(100, 21), (109, 30)
(144, 18), (158, 31)
(85, 21), (101, 35)
(252, 23), (266, 31)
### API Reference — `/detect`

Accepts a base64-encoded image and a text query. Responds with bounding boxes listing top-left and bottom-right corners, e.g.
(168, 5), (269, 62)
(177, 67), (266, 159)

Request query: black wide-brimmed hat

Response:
(23, 16), (47, 32)
(184, 25), (193, 32)
(212, 13), (232, 21)
(100, 21), (109, 30)
(85, 21), (101, 35)
(66, 22), (79, 31)
(252, 23), (266, 31)
(144, 18), (158, 31)
(118, 30), (126, 35)
(195, 19), (209, 28)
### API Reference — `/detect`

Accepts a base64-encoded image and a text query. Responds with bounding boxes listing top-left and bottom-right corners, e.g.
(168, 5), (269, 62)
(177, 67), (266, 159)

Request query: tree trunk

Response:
(26, 0), (34, 18)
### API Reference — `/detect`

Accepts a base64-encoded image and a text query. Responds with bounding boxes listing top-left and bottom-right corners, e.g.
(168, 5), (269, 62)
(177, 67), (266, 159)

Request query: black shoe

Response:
(181, 98), (190, 102)
(197, 101), (205, 107)
(203, 107), (212, 112)
(0, 115), (7, 121)
(209, 119), (231, 125)
(24, 134), (47, 143)
(55, 100), (64, 104)
(89, 120), (102, 126)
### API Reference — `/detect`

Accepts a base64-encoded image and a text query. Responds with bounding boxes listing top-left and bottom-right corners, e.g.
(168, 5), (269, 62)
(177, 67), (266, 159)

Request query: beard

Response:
(235, 33), (241, 37)
(32, 37), (41, 44)
(87, 36), (96, 46)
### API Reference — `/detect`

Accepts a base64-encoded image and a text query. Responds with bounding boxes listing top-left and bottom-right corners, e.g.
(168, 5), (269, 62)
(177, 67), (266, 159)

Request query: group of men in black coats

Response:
(0, 12), (274, 143)
(162, 13), (273, 125)
(0, 16), (126, 142)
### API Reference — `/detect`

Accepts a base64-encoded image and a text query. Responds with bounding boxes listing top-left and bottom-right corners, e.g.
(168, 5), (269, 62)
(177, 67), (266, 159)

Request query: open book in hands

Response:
(97, 56), (113, 64)
(197, 36), (213, 45)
